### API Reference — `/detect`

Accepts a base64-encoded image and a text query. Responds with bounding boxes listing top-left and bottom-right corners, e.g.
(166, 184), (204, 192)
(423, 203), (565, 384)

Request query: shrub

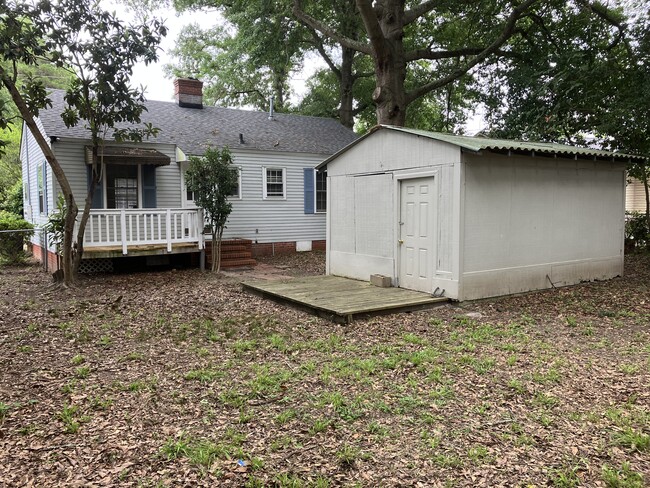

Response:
(625, 212), (649, 251)
(0, 211), (33, 264)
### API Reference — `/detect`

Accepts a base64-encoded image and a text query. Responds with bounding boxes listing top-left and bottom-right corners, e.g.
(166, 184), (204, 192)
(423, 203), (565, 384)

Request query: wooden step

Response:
(220, 258), (257, 268)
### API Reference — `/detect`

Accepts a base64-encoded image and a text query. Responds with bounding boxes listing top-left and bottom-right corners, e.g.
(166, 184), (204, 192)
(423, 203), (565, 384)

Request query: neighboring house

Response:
(20, 79), (357, 271)
(626, 177), (647, 213)
(320, 125), (645, 301)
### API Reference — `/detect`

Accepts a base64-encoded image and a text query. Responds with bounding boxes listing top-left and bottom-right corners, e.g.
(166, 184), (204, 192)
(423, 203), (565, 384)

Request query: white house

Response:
(320, 125), (645, 301)
(626, 177), (647, 213)
(20, 79), (357, 271)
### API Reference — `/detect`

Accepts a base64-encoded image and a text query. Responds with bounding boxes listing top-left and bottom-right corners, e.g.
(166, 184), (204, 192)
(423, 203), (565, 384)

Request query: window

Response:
(37, 162), (44, 213)
(229, 167), (242, 199)
(263, 167), (285, 199)
(183, 165), (241, 205)
(106, 164), (138, 209)
(316, 170), (327, 212)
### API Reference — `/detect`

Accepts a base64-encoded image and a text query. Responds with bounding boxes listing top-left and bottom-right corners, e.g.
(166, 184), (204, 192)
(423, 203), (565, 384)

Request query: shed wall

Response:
(460, 153), (626, 300)
(326, 131), (461, 292)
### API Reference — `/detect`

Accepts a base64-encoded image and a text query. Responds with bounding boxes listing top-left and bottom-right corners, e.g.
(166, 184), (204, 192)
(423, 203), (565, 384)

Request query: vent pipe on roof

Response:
(239, 133), (244, 144)
(268, 95), (274, 120)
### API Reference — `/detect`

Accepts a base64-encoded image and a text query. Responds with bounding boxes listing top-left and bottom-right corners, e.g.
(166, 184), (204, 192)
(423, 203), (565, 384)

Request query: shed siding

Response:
(626, 177), (646, 213)
(326, 129), (461, 177)
(219, 149), (327, 243)
(460, 153), (625, 300)
(325, 131), (461, 289)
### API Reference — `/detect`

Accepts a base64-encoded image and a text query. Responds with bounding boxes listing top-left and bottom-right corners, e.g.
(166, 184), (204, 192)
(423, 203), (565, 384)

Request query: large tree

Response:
(292, 0), (624, 127)
(0, 0), (165, 285)
(480, 1), (649, 231)
(0, 62), (75, 214)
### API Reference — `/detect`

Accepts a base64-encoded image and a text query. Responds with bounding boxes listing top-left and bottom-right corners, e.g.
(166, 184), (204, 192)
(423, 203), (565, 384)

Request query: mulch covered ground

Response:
(0, 251), (648, 487)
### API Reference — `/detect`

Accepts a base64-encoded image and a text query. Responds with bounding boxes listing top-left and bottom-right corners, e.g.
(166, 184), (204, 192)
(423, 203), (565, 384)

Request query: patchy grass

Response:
(0, 253), (649, 486)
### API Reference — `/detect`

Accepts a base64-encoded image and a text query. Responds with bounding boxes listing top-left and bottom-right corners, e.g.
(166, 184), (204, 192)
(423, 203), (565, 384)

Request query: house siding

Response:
(52, 138), (180, 209)
(203, 149), (327, 244)
(21, 119), (55, 250)
(626, 177), (647, 213)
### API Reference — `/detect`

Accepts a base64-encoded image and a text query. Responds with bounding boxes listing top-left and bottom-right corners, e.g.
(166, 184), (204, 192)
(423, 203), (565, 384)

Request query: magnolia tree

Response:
(185, 147), (238, 272)
(0, 0), (165, 286)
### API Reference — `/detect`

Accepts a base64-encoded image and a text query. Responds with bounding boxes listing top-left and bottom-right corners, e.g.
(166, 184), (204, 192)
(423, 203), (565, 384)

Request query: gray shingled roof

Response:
(39, 89), (358, 156)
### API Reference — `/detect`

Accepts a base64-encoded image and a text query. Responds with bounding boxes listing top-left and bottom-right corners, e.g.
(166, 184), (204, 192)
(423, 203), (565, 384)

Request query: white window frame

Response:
(102, 163), (142, 209)
(262, 166), (286, 200)
(37, 162), (45, 214)
(315, 169), (327, 213)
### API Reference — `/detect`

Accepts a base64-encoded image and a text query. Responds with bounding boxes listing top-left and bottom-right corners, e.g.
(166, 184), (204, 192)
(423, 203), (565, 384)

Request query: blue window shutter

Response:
(86, 165), (103, 209)
(142, 164), (157, 208)
(304, 168), (315, 214)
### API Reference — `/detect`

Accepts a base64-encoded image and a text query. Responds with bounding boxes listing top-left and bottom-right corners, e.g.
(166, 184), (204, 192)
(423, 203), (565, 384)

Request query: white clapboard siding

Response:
(20, 119), (55, 249)
(52, 138), (181, 209)
(626, 177), (647, 213)
(214, 149), (327, 243)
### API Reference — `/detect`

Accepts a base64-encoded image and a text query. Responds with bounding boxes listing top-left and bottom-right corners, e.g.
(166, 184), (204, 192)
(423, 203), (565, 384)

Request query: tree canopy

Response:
(0, 0), (166, 285)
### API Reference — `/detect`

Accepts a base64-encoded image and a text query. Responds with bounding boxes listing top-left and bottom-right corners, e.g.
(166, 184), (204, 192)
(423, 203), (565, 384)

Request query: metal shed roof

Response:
(318, 125), (646, 168)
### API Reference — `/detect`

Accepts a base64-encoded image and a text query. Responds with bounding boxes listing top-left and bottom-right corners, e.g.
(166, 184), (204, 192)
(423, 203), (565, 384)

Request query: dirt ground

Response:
(0, 251), (648, 487)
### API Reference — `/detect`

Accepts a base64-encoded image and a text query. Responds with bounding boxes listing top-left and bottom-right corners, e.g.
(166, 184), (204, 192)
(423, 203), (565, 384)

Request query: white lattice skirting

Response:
(79, 258), (114, 274)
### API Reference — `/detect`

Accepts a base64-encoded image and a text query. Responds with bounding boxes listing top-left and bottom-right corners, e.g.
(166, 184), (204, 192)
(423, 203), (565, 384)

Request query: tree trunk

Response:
(211, 226), (221, 272)
(338, 47), (356, 129)
(1, 72), (78, 285)
(642, 169), (650, 240)
(364, 0), (408, 126)
(73, 165), (99, 273)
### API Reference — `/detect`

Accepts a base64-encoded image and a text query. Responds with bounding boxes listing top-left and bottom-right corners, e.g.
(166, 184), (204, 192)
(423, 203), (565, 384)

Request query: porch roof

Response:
(84, 146), (171, 166)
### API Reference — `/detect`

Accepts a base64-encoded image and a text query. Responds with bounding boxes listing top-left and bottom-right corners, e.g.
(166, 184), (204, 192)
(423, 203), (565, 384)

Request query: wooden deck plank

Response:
(242, 276), (448, 323)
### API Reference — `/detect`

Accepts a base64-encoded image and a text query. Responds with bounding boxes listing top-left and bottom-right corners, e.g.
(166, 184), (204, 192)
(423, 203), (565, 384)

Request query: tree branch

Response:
(405, 0), (539, 105)
(305, 25), (341, 78)
(406, 47), (518, 62)
(292, 0), (372, 55)
(404, 1), (438, 26)
(355, 0), (387, 58)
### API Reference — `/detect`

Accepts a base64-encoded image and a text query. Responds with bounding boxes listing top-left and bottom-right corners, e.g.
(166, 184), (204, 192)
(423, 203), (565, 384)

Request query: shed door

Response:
(399, 177), (435, 293)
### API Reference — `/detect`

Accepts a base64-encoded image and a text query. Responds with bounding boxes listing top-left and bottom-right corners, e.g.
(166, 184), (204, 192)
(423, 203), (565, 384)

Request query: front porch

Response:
(76, 208), (204, 258)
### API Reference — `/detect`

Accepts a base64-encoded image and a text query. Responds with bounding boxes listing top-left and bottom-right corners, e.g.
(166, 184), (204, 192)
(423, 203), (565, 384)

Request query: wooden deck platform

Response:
(82, 242), (200, 259)
(242, 275), (448, 323)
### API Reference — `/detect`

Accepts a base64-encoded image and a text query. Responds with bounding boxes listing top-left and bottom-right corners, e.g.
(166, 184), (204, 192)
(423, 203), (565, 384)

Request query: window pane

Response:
(266, 168), (284, 197)
(316, 170), (327, 212)
(107, 164), (138, 209)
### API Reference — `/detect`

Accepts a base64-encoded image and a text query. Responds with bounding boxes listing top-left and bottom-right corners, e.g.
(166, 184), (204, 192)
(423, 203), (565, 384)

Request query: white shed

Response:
(320, 126), (644, 301)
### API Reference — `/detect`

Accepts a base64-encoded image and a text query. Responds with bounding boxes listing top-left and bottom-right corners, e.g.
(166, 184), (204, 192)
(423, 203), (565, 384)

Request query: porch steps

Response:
(206, 238), (257, 269)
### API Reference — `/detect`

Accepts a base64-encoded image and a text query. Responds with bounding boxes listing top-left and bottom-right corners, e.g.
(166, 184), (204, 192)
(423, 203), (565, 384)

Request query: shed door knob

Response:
(398, 239), (404, 244)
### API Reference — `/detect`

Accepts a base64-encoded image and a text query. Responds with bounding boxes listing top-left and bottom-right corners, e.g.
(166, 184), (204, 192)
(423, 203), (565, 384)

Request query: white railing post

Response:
(198, 209), (205, 250)
(120, 209), (128, 255)
(166, 208), (172, 252)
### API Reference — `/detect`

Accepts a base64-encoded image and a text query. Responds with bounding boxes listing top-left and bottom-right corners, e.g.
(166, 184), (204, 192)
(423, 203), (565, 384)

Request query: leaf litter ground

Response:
(0, 251), (648, 487)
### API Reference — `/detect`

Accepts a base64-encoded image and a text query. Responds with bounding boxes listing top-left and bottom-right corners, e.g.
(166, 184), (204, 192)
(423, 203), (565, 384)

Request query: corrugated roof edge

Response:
(317, 125), (646, 169)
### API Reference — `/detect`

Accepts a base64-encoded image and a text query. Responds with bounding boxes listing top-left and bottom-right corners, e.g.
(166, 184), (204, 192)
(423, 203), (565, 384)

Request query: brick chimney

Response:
(174, 78), (203, 109)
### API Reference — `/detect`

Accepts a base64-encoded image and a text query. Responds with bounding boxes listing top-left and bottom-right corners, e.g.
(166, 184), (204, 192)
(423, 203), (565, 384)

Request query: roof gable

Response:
(39, 89), (358, 156)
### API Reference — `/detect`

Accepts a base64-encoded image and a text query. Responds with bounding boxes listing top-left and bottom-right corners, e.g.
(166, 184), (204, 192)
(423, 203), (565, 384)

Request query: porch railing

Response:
(76, 208), (204, 255)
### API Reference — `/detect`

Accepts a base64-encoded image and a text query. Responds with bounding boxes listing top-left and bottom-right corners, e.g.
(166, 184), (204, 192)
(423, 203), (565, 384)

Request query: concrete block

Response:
(370, 274), (392, 287)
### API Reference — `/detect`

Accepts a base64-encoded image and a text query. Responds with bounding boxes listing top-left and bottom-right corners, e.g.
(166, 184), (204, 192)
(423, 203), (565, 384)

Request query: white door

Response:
(399, 177), (435, 292)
